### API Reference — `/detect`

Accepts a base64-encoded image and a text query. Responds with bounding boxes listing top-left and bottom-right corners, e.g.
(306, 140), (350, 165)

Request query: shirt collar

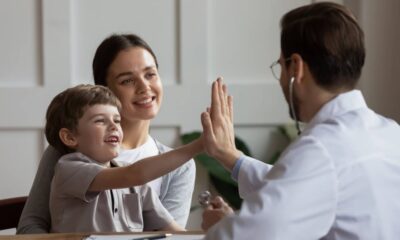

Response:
(305, 90), (367, 130)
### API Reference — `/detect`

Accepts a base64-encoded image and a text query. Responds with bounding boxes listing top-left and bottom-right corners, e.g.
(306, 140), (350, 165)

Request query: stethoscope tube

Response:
(289, 77), (302, 135)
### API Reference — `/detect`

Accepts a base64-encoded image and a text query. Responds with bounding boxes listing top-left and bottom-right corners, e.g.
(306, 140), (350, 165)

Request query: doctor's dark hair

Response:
(280, 2), (365, 91)
(45, 84), (121, 155)
(92, 34), (159, 86)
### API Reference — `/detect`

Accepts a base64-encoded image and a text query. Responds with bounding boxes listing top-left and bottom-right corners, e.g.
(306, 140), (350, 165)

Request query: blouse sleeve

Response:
(17, 146), (61, 234)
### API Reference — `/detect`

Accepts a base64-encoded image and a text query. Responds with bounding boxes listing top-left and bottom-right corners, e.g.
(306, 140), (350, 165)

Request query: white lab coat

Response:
(205, 90), (400, 240)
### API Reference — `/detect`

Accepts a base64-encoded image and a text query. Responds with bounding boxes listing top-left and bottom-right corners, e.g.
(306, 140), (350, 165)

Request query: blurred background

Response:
(0, 0), (399, 233)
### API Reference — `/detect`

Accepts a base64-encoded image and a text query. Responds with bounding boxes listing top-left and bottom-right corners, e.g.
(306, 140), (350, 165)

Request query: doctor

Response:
(200, 2), (400, 240)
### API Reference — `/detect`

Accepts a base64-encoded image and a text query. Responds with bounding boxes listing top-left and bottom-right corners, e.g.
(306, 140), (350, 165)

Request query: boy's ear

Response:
(59, 128), (78, 149)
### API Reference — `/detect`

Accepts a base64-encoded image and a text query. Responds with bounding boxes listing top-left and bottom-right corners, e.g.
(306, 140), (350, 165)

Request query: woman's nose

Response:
(135, 78), (150, 94)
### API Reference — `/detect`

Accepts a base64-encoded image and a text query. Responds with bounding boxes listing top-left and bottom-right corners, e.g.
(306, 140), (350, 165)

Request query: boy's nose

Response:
(109, 121), (118, 130)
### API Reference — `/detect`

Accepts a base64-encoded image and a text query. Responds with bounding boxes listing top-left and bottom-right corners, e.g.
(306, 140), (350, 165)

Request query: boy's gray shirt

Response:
(50, 152), (173, 232)
(17, 140), (196, 233)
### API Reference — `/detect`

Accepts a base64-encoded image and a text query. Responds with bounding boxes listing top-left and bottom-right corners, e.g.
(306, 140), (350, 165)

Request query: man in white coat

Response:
(200, 2), (400, 240)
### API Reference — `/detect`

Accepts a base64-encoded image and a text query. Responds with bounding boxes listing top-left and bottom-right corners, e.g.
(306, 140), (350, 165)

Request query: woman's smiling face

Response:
(106, 47), (163, 124)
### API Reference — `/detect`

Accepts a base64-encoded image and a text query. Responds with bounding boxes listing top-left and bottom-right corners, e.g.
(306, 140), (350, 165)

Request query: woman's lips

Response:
(134, 96), (155, 107)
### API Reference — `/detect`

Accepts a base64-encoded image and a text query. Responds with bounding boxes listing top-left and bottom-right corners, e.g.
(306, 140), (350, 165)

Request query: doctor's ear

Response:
(289, 54), (305, 82)
(59, 128), (78, 149)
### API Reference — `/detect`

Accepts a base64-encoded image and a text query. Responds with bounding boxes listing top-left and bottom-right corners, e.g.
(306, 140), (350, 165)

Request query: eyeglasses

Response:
(269, 58), (291, 80)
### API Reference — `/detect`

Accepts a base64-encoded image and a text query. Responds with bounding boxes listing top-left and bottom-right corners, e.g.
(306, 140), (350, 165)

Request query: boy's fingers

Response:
(201, 112), (214, 140)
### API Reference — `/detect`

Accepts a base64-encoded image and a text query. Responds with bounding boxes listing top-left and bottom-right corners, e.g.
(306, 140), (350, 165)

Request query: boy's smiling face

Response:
(71, 104), (123, 165)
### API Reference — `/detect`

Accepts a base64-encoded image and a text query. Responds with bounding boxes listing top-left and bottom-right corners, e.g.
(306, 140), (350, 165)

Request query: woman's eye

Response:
(114, 119), (121, 124)
(145, 72), (157, 79)
(120, 78), (134, 85)
(95, 119), (105, 123)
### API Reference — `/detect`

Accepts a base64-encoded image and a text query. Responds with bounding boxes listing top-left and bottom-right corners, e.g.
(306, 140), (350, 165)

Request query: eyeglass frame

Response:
(269, 57), (292, 80)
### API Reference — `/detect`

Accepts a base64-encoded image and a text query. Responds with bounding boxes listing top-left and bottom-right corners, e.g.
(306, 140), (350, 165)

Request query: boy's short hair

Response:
(45, 84), (121, 155)
(281, 2), (365, 91)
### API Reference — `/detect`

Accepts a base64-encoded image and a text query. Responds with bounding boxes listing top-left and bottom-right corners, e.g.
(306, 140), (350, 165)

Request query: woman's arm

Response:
(161, 220), (186, 231)
(88, 138), (202, 191)
(159, 159), (196, 227)
(17, 146), (61, 234)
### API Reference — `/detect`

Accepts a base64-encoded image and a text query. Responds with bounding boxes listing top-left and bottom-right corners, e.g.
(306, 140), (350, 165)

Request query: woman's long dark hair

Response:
(92, 34), (159, 86)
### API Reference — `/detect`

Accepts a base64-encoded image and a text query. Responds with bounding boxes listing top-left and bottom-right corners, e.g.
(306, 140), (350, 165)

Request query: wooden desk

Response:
(0, 232), (84, 240)
(0, 231), (205, 240)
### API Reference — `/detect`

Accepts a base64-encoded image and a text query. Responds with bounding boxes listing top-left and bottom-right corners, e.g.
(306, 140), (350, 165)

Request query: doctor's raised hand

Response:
(200, 78), (239, 230)
(200, 78), (242, 171)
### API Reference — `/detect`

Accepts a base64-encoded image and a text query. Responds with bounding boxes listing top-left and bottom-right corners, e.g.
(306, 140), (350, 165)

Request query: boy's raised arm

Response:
(88, 138), (203, 191)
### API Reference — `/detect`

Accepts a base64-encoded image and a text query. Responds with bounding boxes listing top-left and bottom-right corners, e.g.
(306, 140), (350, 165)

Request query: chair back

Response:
(0, 196), (27, 230)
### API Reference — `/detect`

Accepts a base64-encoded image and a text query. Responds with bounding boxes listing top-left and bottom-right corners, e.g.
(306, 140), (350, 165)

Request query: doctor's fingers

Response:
(209, 196), (226, 208)
(220, 79), (233, 121)
(210, 78), (222, 119)
(201, 108), (233, 160)
(210, 78), (230, 122)
(210, 197), (234, 215)
(228, 95), (233, 122)
(220, 80), (228, 115)
(201, 208), (229, 231)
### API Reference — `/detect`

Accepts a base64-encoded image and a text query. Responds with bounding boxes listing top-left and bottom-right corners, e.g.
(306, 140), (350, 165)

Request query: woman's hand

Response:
(201, 77), (242, 171)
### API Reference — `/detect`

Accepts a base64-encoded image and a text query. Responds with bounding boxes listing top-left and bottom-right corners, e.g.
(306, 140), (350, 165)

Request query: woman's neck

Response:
(121, 119), (151, 149)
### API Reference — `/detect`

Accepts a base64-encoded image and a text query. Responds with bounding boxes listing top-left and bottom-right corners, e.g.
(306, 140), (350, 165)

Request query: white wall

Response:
(0, 0), (399, 232)
(357, 0), (400, 122)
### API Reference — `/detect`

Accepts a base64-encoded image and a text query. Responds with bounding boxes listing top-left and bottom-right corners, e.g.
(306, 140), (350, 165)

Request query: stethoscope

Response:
(289, 76), (302, 135)
(198, 190), (212, 207)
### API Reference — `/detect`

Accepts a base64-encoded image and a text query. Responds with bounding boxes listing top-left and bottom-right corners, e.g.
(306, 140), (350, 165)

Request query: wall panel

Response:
(71, 0), (179, 85)
(0, 130), (42, 199)
(208, 0), (310, 84)
(0, 0), (42, 87)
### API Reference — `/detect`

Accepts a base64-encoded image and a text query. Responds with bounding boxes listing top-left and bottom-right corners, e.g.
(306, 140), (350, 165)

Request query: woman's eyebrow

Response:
(115, 65), (157, 79)
(144, 65), (157, 71)
(115, 72), (133, 79)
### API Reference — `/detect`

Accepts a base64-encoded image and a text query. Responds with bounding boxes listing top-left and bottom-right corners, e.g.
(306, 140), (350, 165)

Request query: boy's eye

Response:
(114, 119), (121, 124)
(95, 119), (105, 123)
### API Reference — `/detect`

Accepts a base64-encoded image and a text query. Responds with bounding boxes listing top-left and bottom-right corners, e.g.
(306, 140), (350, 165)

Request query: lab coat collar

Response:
(305, 90), (367, 131)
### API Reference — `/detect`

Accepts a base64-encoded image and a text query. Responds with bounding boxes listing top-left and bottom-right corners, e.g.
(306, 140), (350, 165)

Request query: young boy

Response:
(45, 84), (202, 233)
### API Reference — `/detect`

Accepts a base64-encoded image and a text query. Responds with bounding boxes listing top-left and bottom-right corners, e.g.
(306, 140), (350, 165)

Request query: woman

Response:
(17, 34), (196, 234)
